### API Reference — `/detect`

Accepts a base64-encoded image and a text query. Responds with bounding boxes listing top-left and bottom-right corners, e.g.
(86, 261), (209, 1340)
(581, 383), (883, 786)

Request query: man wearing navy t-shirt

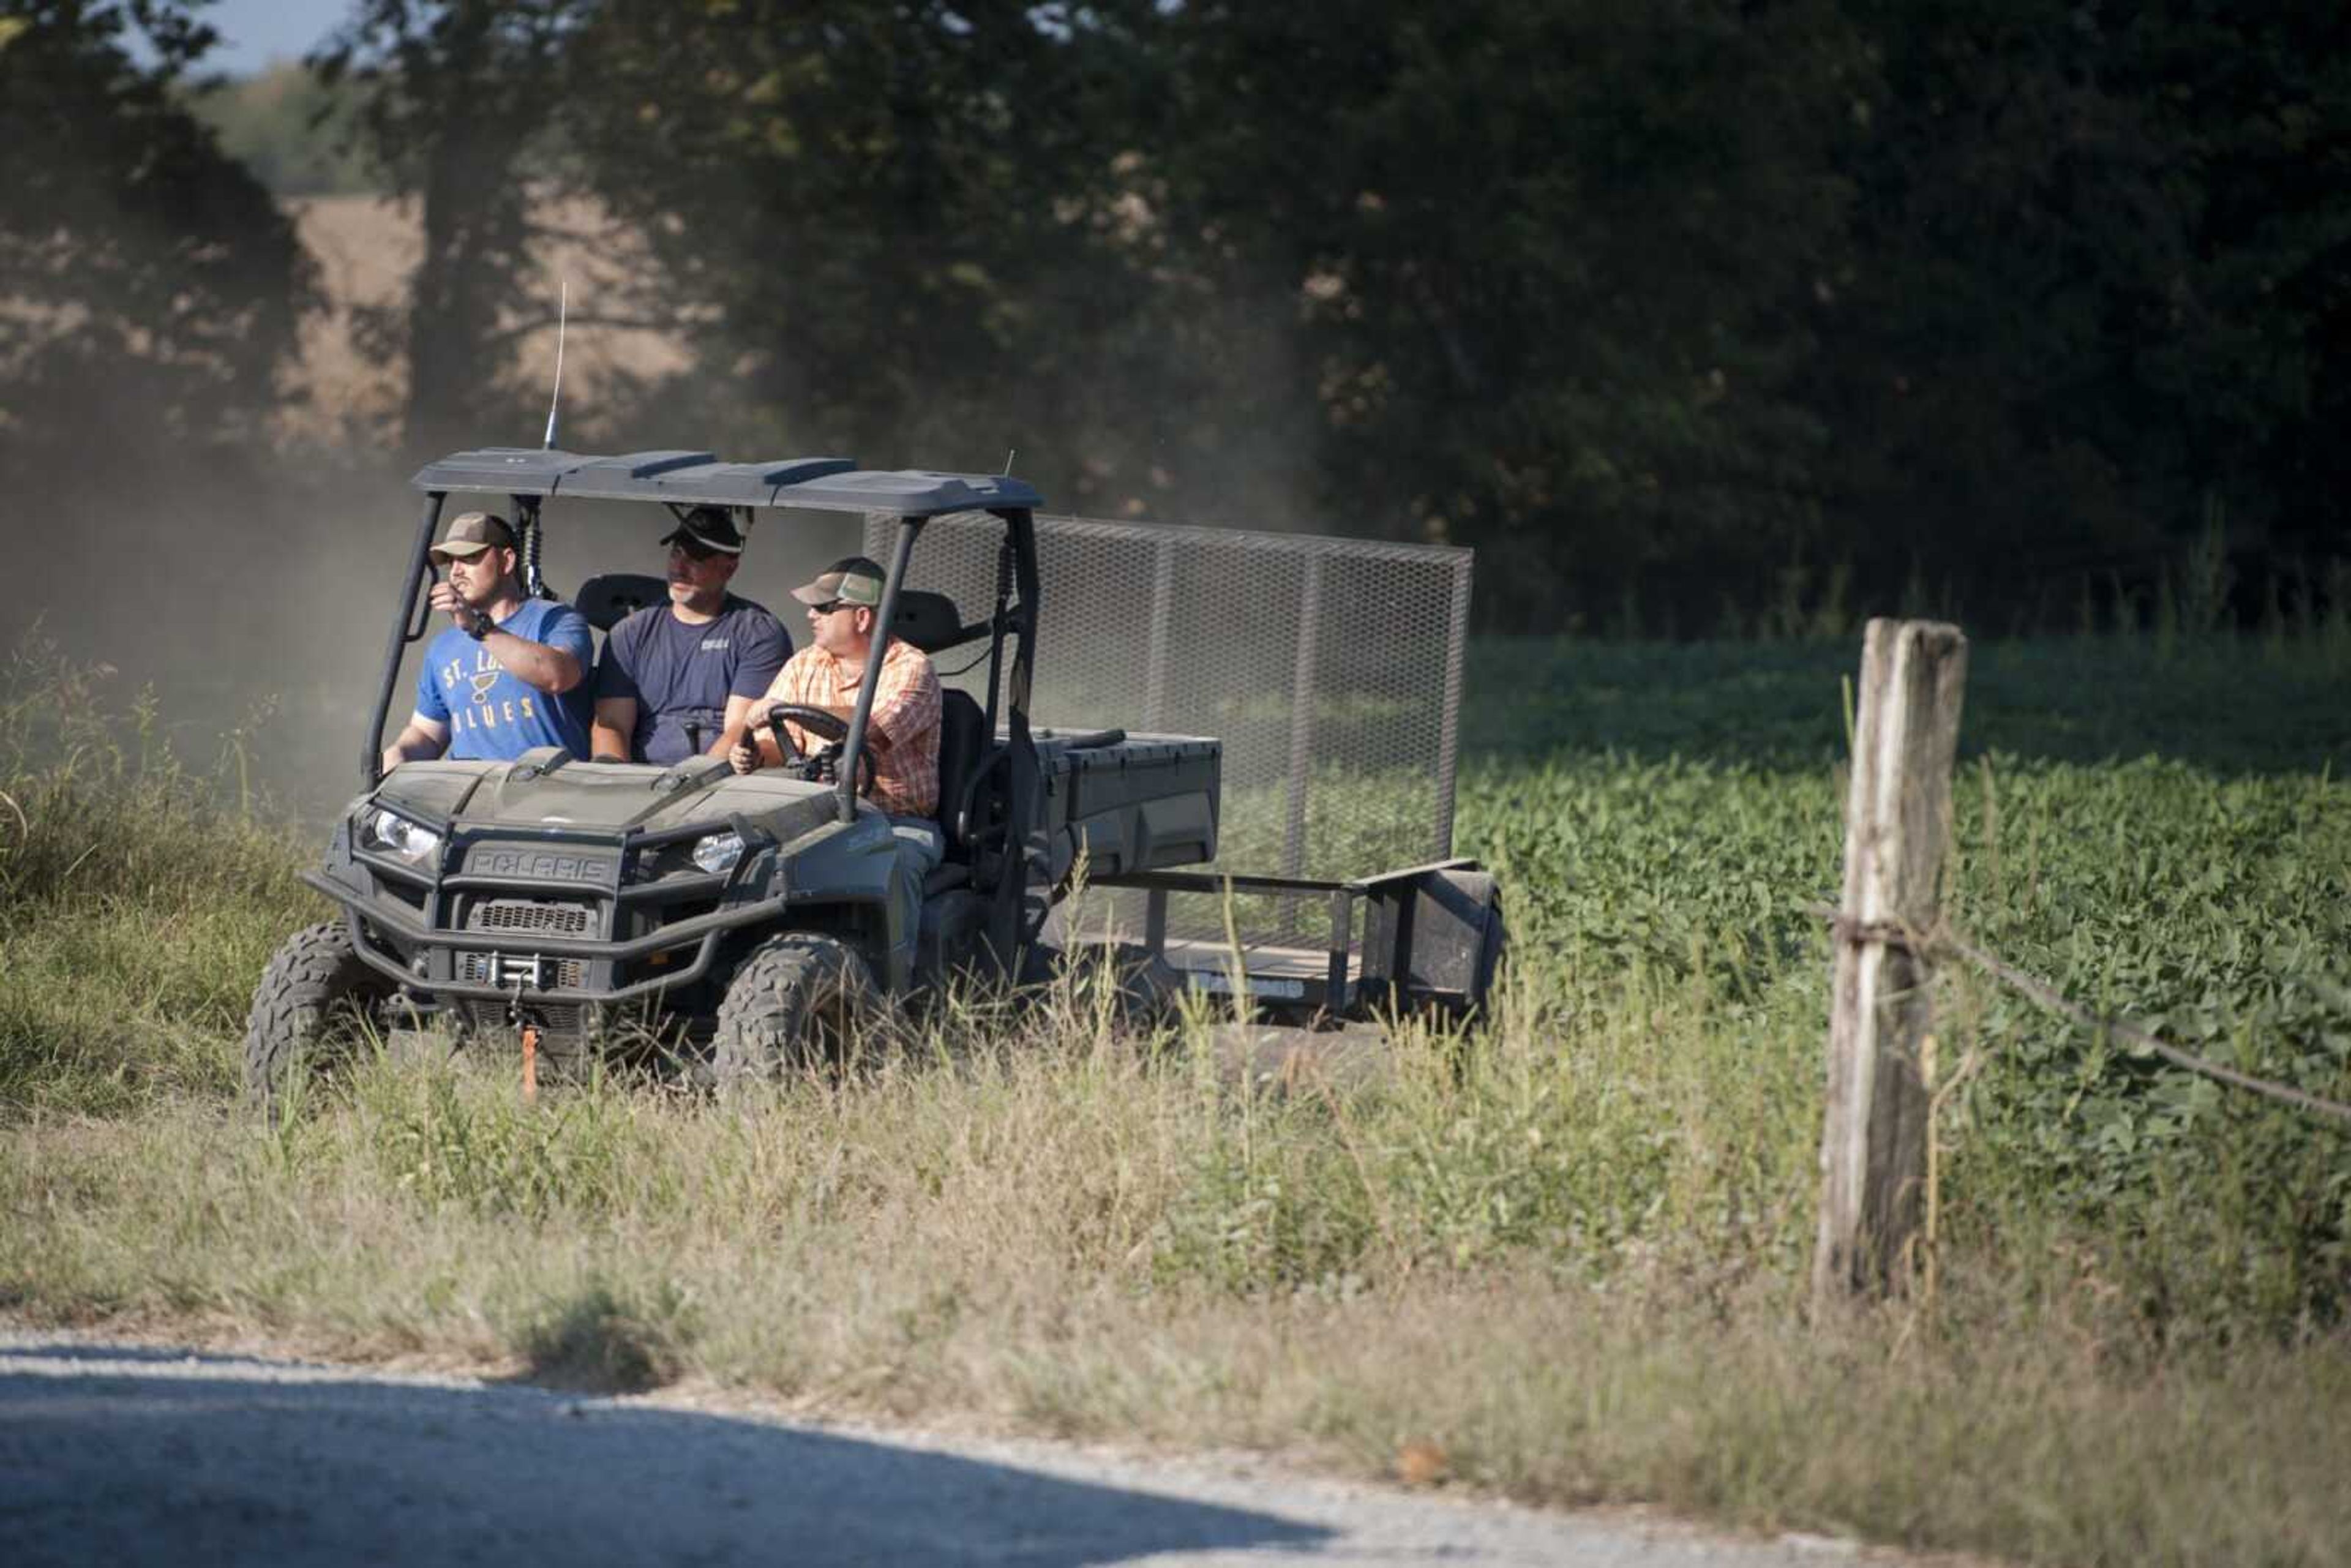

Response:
(590, 506), (790, 765)
(381, 511), (596, 770)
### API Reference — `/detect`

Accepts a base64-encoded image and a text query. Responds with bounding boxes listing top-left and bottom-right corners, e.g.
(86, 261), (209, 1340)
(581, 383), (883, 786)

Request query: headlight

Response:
(690, 829), (746, 876)
(359, 807), (442, 864)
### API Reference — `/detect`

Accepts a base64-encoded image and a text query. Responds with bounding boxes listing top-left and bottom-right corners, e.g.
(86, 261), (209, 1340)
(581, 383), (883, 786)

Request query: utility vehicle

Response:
(244, 447), (1503, 1100)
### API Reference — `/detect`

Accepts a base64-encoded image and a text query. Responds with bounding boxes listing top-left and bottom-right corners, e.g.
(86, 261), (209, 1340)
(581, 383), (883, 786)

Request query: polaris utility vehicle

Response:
(244, 447), (1504, 1100)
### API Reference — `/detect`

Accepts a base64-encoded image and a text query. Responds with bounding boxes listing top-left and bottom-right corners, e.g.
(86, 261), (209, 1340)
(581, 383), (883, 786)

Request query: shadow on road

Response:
(0, 1343), (1331, 1567)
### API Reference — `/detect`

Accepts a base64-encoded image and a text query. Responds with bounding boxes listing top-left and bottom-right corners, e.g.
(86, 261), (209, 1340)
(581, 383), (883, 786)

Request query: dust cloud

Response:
(0, 461), (873, 824)
(1, 191), (1333, 828)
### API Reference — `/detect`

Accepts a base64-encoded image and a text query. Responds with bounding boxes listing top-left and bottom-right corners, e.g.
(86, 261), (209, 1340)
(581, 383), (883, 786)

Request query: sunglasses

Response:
(807, 600), (847, 615)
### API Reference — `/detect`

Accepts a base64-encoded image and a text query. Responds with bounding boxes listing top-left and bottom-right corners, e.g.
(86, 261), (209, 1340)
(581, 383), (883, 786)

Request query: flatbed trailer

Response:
(1083, 860), (1504, 1027)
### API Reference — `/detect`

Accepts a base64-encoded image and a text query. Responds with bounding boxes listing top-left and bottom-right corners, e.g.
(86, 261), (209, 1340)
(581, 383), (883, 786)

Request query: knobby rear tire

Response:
(243, 920), (392, 1111)
(1472, 893), (1508, 1023)
(710, 934), (876, 1088)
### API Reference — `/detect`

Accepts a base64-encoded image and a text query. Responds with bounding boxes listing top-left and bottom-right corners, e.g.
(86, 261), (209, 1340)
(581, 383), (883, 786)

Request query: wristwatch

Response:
(464, 607), (492, 640)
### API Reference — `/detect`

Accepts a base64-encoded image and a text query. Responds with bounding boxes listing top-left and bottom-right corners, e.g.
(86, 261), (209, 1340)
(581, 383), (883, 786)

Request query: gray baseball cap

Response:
(429, 511), (516, 563)
(791, 555), (886, 608)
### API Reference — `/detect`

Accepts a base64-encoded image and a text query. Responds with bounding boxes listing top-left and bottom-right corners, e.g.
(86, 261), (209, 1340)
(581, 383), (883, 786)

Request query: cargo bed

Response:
(1067, 859), (1505, 1026)
(1027, 729), (1221, 880)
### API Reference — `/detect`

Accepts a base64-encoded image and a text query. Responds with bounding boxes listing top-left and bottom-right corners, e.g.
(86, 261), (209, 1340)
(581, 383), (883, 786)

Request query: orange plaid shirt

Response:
(763, 638), (942, 816)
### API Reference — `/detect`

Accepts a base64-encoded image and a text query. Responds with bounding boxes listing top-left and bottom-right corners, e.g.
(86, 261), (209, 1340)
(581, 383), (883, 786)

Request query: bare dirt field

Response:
(279, 191), (691, 443)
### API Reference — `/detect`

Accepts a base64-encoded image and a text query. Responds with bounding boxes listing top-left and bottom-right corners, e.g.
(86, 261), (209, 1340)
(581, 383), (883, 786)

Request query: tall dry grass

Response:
(2, 644), (2348, 1565)
(7, 1001), (2347, 1565)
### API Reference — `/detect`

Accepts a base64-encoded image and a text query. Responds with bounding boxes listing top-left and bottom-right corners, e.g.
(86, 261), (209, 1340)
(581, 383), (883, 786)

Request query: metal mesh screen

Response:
(871, 511), (1473, 947)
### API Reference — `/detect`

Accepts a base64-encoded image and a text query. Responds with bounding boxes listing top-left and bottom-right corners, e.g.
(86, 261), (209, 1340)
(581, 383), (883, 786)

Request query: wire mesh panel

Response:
(871, 511), (1474, 946)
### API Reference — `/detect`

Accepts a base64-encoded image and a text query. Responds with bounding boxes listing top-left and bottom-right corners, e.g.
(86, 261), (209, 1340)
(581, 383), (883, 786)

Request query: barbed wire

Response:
(1813, 906), (2351, 1127)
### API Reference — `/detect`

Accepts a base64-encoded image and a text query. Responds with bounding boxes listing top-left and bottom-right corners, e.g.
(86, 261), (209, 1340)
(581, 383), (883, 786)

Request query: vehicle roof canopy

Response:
(410, 448), (1041, 516)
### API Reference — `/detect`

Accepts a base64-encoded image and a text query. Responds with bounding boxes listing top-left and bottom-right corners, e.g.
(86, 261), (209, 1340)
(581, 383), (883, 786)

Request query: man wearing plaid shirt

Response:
(731, 556), (944, 948)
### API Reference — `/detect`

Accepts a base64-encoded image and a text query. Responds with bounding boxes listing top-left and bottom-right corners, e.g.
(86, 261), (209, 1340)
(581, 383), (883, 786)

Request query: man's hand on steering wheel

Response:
(765, 703), (847, 754)
(732, 702), (869, 790)
(797, 743), (879, 797)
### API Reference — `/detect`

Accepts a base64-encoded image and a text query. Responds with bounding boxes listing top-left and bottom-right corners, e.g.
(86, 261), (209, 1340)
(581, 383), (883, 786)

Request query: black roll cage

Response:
(367, 457), (1046, 958)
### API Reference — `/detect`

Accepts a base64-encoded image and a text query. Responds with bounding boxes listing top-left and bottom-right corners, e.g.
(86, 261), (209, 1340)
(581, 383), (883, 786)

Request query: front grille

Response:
(457, 899), (594, 993)
(465, 898), (595, 936)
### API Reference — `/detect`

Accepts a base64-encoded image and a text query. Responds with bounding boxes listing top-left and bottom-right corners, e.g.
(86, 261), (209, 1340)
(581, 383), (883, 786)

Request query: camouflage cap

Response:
(791, 555), (886, 608)
(429, 511), (516, 563)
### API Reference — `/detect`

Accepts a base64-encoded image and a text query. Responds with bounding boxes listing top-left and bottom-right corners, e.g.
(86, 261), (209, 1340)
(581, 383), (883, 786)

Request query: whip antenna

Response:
(1002, 447), (1016, 475)
(542, 276), (569, 449)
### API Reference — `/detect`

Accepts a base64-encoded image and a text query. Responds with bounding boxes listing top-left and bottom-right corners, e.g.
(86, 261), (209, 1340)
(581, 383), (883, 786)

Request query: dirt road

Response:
(1, 1331), (1887, 1567)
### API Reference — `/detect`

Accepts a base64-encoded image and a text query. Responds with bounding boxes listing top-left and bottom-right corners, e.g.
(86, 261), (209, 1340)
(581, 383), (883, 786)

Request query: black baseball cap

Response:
(661, 505), (746, 555)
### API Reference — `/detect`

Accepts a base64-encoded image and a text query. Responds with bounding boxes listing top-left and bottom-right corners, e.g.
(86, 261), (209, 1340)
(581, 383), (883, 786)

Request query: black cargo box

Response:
(1032, 733), (1219, 880)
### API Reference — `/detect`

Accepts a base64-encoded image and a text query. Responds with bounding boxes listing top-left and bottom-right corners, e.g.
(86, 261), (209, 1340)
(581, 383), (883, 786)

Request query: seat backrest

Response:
(891, 590), (967, 654)
(573, 572), (668, 634)
(574, 576), (778, 637)
(934, 688), (987, 855)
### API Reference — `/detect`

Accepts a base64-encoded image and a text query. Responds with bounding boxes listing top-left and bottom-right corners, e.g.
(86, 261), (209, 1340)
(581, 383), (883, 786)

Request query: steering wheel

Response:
(760, 703), (838, 765)
(760, 704), (874, 795)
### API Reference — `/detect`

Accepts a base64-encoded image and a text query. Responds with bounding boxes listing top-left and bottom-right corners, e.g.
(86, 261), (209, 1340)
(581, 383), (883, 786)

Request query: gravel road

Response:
(1, 1331), (1892, 1567)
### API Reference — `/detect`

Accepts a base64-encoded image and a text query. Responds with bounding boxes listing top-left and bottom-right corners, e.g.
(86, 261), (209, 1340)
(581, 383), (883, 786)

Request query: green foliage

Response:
(0, 0), (317, 475)
(358, 1054), (656, 1222)
(1149, 1), (1859, 613)
(312, 0), (583, 458)
(555, 0), (1172, 479)
(400, 1), (2341, 631)
(514, 1275), (691, 1392)
(13, 2), (2351, 632)
(0, 640), (312, 1113)
(1153, 1111), (1379, 1296)
(182, 60), (373, 196)
(1463, 634), (2351, 773)
(1451, 663), (2351, 1337)
(1791, 2), (2351, 632)
(3, 631), (2350, 1561)
(1942, 759), (2351, 1335)
(3, 631), (2347, 1343)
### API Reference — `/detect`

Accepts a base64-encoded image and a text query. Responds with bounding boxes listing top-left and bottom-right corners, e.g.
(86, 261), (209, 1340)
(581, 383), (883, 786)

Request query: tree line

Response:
(5, 0), (2347, 631)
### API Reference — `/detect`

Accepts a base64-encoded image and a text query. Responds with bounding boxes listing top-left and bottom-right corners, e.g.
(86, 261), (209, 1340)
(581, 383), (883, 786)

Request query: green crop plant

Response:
(3, 632), (2348, 1566)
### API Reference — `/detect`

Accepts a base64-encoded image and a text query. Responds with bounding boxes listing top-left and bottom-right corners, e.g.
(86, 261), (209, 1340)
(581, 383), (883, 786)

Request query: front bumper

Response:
(311, 867), (799, 1007)
(310, 812), (878, 1015)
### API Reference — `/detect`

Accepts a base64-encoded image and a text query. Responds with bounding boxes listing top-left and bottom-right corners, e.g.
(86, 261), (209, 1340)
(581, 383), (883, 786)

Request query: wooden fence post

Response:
(1813, 618), (1968, 1310)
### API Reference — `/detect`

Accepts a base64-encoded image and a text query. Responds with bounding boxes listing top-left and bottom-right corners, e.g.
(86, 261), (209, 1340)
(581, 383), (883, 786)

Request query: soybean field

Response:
(1, 630), (2347, 1566)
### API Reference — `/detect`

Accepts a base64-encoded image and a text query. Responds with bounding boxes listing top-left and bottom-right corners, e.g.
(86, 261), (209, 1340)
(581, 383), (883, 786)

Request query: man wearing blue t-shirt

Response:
(381, 511), (596, 770)
(590, 506), (790, 765)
